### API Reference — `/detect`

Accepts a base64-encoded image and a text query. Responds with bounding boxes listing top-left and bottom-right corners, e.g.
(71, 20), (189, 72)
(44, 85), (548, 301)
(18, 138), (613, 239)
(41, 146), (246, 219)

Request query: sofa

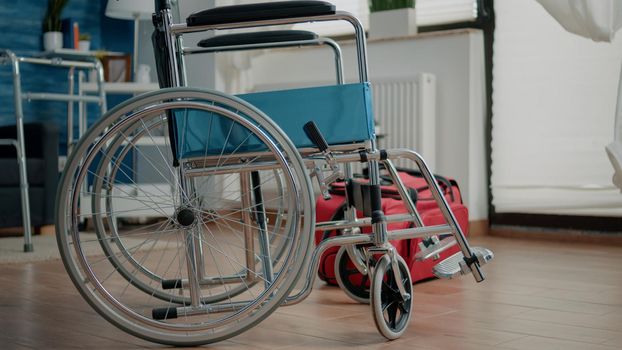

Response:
(0, 122), (59, 231)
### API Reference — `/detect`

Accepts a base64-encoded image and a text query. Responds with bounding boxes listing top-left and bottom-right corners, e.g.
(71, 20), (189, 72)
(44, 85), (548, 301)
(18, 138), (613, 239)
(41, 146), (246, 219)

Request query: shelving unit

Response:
(79, 80), (169, 225)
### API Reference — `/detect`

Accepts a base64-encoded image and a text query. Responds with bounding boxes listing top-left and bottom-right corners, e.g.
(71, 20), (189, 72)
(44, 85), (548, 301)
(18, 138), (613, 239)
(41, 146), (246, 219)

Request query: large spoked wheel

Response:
(370, 254), (413, 340)
(88, 117), (290, 305)
(335, 245), (370, 304)
(56, 88), (315, 346)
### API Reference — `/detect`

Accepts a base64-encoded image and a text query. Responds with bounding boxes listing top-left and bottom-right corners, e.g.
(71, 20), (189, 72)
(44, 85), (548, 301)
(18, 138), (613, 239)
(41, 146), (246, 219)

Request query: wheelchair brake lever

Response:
(311, 159), (344, 200)
(311, 163), (332, 200)
(304, 121), (344, 199)
(303, 121), (329, 153)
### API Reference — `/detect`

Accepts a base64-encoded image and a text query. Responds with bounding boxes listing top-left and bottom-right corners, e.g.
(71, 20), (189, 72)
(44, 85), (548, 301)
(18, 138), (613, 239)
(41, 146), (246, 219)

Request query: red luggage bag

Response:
(315, 170), (468, 285)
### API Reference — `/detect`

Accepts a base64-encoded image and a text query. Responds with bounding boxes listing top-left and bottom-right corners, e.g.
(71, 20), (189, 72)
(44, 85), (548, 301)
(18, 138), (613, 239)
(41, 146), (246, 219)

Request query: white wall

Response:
(138, 0), (220, 89)
(491, 0), (622, 216)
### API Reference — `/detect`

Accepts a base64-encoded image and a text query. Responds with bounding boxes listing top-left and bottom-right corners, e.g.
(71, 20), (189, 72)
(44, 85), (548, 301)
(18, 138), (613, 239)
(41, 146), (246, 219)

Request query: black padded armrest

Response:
(198, 30), (319, 49)
(187, 1), (336, 27)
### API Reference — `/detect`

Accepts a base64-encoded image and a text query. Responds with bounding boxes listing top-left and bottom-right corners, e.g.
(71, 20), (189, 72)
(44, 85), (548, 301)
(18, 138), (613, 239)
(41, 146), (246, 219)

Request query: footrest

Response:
(432, 247), (494, 279)
(415, 236), (456, 261)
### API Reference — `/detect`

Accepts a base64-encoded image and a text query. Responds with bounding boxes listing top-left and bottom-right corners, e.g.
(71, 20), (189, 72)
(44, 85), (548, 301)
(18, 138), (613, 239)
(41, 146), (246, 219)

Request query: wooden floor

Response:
(1, 236), (621, 349)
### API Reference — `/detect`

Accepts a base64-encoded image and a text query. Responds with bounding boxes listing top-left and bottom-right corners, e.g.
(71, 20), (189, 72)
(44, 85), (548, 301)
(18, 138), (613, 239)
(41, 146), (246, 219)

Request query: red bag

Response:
(315, 193), (410, 285)
(314, 170), (468, 285)
(407, 203), (468, 282)
(315, 194), (348, 285)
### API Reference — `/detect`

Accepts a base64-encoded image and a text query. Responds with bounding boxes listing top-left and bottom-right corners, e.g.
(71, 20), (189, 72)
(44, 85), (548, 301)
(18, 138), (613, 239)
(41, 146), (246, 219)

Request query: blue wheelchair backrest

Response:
(174, 82), (374, 159)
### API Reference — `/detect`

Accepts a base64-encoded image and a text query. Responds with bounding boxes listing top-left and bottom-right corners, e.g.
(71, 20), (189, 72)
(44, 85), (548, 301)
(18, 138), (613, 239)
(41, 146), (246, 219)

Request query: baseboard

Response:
(491, 212), (622, 232)
(489, 225), (622, 246)
(469, 220), (489, 236)
(39, 225), (55, 235)
(0, 225), (54, 237)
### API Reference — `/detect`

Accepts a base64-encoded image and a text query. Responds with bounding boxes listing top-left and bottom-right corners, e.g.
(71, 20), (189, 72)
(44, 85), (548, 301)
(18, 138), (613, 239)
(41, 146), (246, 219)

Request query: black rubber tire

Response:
(334, 245), (370, 304)
(370, 254), (413, 340)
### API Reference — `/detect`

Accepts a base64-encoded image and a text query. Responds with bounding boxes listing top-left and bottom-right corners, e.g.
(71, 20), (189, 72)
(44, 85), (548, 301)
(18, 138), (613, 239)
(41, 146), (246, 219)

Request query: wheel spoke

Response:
(387, 302), (398, 328)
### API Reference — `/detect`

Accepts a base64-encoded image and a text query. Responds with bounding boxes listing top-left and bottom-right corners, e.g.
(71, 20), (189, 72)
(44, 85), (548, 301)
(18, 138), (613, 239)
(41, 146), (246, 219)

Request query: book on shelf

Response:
(61, 18), (79, 49)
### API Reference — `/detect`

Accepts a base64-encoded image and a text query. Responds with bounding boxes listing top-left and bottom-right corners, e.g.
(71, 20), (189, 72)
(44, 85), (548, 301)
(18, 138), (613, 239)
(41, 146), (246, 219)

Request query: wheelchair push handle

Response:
(303, 121), (329, 152)
(155, 0), (172, 12)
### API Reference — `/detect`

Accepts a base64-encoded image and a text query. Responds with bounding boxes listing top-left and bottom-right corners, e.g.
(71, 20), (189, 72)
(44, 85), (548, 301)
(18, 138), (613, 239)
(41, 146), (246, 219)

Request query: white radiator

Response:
(372, 73), (437, 169)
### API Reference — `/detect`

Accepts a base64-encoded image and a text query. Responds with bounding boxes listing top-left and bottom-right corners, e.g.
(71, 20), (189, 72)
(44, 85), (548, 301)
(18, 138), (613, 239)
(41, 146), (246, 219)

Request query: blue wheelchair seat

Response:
(174, 83), (375, 159)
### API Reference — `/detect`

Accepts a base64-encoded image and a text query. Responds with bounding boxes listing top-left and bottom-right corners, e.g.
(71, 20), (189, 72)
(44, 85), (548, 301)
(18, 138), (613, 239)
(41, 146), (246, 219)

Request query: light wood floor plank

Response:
(1, 236), (621, 349)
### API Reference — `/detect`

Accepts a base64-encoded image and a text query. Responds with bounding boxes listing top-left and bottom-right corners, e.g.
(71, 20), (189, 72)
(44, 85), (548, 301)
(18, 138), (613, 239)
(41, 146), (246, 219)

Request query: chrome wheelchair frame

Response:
(55, 0), (493, 346)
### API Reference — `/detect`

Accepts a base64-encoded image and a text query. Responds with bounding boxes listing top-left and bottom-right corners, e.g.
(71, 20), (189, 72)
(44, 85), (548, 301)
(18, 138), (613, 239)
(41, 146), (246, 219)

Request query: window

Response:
(221, 0), (479, 36)
(295, 0), (479, 36)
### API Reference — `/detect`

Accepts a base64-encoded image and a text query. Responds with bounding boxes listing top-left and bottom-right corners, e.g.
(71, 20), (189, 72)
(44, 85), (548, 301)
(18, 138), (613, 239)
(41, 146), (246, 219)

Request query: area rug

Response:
(0, 233), (172, 264)
(0, 234), (64, 264)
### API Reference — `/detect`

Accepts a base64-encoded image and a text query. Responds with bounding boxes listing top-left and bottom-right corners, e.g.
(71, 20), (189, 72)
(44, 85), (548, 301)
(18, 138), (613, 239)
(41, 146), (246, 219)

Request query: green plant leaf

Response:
(42, 0), (69, 32)
(370, 0), (415, 13)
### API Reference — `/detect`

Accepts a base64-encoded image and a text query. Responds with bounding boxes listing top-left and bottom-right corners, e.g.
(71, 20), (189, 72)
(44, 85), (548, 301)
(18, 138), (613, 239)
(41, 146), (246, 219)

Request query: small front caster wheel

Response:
(370, 254), (413, 340)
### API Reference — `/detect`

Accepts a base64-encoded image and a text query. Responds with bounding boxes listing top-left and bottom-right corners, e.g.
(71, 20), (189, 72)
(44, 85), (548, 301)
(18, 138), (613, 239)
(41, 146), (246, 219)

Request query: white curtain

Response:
(606, 63), (622, 191)
(536, 0), (622, 43)
(536, 0), (622, 191)
(491, 0), (622, 216)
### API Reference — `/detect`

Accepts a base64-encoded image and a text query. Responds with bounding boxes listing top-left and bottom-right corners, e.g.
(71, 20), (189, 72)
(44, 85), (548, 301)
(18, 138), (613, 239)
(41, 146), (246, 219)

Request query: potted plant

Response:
(78, 33), (91, 52)
(42, 0), (69, 51)
(369, 0), (417, 40)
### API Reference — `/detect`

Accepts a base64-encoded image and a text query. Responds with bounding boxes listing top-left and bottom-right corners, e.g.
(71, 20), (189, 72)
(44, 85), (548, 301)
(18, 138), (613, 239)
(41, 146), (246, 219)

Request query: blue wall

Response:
(100, 4), (134, 125)
(0, 0), (133, 154)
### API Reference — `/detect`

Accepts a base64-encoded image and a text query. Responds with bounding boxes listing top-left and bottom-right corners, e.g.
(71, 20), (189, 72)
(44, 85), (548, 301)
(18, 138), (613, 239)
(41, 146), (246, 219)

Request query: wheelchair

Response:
(55, 0), (494, 346)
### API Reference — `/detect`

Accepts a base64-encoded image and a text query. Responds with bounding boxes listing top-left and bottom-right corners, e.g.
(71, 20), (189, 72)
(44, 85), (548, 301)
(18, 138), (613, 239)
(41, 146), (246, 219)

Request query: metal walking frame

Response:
(0, 49), (106, 252)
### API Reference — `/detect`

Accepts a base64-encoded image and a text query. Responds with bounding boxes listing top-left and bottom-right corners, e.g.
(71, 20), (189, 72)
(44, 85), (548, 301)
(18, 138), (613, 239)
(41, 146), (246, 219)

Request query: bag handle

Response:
(362, 166), (455, 202)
